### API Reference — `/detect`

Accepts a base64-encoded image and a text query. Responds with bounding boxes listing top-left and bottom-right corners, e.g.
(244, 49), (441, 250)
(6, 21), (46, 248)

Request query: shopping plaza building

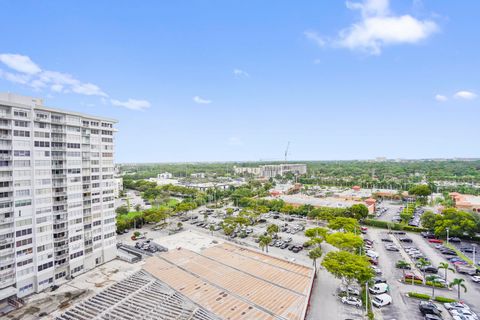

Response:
(0, 93), (117, 305)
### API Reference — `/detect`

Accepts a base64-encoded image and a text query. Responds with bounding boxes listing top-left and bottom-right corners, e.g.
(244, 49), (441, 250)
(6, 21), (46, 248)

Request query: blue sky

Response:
(0, 0), (479, 162)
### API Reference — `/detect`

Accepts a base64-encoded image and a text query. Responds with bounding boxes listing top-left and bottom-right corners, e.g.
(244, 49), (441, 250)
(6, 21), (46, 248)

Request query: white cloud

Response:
(434, 94), (447, 102)
(193, 96), (212, 104)
(304, 31), (326, 47)
(233, 68), (250, 78)
(0, 54), (41, 74)
(454, 90), (477, 100)
(306, 0), (438, 55)
(110, 98), (151, 111)
(0, 53), (149, 110)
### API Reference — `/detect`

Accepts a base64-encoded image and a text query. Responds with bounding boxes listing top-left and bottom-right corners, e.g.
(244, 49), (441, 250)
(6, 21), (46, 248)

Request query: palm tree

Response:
(259, 235), (272, 253)
(450, 278), (467, 300)
(426, 275), (440, 298)
(308, 247), (323, 275)
(438, 262), (455, 282)
(209, 224), (215, 236)
(416, 258), (430, 284)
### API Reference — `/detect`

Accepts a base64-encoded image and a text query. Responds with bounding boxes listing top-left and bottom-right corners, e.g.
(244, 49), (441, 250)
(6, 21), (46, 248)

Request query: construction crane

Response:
(284, 141), (290, 162)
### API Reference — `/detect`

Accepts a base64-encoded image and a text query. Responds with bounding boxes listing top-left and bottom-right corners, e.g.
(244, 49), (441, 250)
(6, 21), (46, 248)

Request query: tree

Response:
(259, 235), (272, 253)
(326, 232), (364, 253)
(225, 208), (234, 216)
(209, 224), (215, 236)
(304, 227), (328, 247)
(134, 204), (141, 212)
(143, 207), (172, 224)
(409, 184), (432, 198)
(328, 217), (360, 233)
(449, 278), (467, 300)
(115, 205), (129, 215)
(416, 258), (430, 284)
(321, 251), (374, 297)
(308, 247), (323, 274)
(266, 224), (279, 236)
(426, 275), (440, 298)
(348, 204), (369, 220)
(177, 222), (183, 230)
(420, 211), (437, 230)
(438, 262), (455, 282)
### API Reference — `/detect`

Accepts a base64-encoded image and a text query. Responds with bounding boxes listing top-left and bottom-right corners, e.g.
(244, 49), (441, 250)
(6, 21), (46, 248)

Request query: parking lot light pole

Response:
(473, 244), (477, 265)
(446, 228), (449, 245)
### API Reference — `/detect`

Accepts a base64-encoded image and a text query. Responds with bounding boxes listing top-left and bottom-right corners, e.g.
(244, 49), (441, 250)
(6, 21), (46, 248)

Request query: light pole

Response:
(473, 244), (477, 266)
(446, 228), (449, 245)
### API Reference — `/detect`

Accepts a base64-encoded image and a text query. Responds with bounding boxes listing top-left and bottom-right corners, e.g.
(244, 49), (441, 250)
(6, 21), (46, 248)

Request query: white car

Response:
(341, 296), (362, 307)
(452, 315), (476, 320)
(339, 286), (360, 296)
(366, 250), (379, 259)
(450, 309), (478, 320)
(444, 302), (471, 311)
(471, 275), (480, 283)
(371, 293), (392, 308)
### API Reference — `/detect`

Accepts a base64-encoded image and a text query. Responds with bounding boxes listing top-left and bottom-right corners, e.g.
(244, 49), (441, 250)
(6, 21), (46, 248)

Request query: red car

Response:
(404, 273), (423, 281)
(428, 239), (443, 244)
(361, 227), (368, 234)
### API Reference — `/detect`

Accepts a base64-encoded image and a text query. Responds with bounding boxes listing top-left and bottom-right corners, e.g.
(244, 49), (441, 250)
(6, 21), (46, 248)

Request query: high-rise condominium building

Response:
(0, 93), (117, 305)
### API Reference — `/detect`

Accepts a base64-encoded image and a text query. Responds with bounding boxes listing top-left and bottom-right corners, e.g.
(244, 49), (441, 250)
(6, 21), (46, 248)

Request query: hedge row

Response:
(363, 219), (427, 232)
(407, 292), (456, 303)
(404, 279), (446, 288)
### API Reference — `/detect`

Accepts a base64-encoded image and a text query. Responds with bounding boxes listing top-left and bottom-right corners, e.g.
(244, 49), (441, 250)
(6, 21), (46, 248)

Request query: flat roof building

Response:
(0, 93), (117, 307)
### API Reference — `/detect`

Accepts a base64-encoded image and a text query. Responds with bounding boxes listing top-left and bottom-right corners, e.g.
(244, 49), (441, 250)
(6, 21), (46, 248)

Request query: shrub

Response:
(434, 296), (456, 303)
(405, 279), (446, 288)
(362, 219), (426, 232)
(407, 292), (430, 300)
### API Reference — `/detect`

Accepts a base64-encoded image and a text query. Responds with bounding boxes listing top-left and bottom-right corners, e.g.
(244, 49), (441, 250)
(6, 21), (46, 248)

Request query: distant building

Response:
(449, 193), (480, 213)
(158, 172), (173, 179)
(234, 164), (307, 178)
(113, 177), (123, 197)
(190, 172), (206, 179)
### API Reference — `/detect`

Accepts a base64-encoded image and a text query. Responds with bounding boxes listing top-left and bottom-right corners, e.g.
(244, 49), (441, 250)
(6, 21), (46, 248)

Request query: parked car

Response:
(405, 273), (423, 282)
(449, 237), (462, 243)
(371, 293), (392, 308)
(471, 276), (480, 283)
(419, 301), (442, 316)
(369, 283), (388, 295)
(373, 277), (387, 284)
(386, 245), (399, 252)
(423, 314), (442, 320)
(450, 309), (477, 319)
(428, 239), (443, 244)
(371, 266), (382, 275)
(340, 286), (360, 296)
(444, 302), (470, 311)
(399, 238), (413, 243)
(381, 238), (393, 242)
(341, 296), (362, 307)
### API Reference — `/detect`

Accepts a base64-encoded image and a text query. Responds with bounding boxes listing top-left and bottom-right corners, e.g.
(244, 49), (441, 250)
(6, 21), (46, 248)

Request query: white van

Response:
(369, 283), (388, 295)
(372, 293), (392, 308)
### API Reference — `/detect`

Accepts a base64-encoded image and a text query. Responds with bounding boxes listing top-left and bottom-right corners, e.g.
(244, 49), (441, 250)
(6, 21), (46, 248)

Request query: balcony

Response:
(0, 238), (14, 246)
(0, 134), (12, 140)
(54, 252), (69, 260)
(0, 273), (15, 287)
(54, 244), (69, 251)
(0, 247), (14, 256)
(0, 165), (12, 171)
(0, 216), (14, 224)
(0, 154), (11, 161)
(53, 235), (68, 242)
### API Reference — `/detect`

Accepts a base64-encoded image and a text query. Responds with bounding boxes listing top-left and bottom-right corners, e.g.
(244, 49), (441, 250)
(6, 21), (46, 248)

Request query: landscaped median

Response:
(444, 243), (480, 271)
(406, 292), (456, 303)
(401, 279), (448, 289)
(362, 219), (427, 233)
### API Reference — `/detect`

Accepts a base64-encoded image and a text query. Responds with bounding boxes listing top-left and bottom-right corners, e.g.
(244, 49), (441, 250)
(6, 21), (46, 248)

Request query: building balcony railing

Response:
(0, 216), (14, 224)
(53, 235), (68, 242)
(0, 165), (12, 171)
(54, 244), (69, 251)
(0, 134), (12, 140)
(0, 274), (15, 287)
(0, 238), (14, 245)
(0, 154), (12, 161)
(54, 252), (69, 260)
(0, 258), (14, 268)
(0, 247), (14, 258)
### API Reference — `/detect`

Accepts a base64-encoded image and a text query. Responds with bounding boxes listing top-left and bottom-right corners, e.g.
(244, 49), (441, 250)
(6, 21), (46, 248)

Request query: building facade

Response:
(0, 93), (117, 304)
(234, 164), (307, 178)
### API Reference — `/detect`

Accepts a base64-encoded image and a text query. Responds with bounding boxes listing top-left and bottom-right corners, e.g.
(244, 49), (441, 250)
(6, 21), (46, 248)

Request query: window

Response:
(14, 110), (28, 118)
(16, 238), (33, 247)
(13, 130), (30, 137)
(19, 283), (33, 293)
(13, 150), (30, 157)
(38, 261), (53, 272)
(16, 228), (33, 237)
(34, 141), (50, 148)
(15, 199), (32, 207)
(14, 120), (29, 127)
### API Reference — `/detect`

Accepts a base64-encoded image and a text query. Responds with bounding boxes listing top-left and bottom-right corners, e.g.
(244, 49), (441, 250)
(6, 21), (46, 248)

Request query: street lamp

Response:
(473, 243), (477, 266)
(446, 227), (449, 245)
